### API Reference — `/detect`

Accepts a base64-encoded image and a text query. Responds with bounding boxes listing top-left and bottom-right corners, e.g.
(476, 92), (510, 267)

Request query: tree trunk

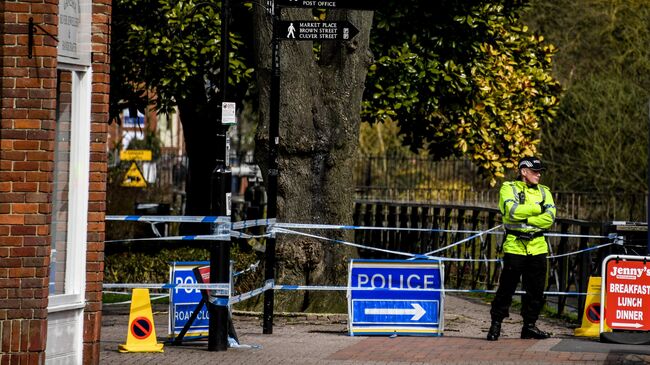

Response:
(178, 78), (221, 235)
(253, 8), (374, 311)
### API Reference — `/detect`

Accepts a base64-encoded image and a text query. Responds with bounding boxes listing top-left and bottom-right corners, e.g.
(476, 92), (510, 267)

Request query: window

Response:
(50, 70), (73, 294)
(48, 67), (90, 308)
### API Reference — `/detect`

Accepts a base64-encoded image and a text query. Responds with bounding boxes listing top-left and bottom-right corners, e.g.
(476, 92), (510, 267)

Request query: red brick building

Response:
(0, 0), (110, 362)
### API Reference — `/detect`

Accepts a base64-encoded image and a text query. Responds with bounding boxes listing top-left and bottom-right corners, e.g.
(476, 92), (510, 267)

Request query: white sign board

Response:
(58, 0), (91, 65)
(222, 102), (236, 125)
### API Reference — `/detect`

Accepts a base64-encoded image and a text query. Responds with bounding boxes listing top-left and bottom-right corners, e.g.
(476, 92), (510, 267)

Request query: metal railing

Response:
(352, 200), (621, 318)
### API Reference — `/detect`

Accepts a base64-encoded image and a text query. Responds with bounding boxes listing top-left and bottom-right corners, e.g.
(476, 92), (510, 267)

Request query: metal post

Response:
(208, 161), (231, 351)
(647, 99), (650, 255)
(208, 0), (232, 351)
(263, 2), (279, 335)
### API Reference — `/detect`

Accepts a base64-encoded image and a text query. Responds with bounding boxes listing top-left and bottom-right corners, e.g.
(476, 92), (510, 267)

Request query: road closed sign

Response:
(168, 261), (210, 338)
(602, 255), (650, 331)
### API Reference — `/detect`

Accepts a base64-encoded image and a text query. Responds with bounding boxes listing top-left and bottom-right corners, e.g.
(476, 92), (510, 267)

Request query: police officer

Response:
(487, 156), (556, 341)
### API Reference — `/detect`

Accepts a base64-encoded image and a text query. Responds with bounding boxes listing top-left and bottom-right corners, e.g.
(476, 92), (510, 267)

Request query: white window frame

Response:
(48, 65), (92, 312)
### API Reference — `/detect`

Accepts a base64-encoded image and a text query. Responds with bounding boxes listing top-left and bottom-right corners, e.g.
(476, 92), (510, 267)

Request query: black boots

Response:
(488, 321), (551, 341)
(486, 320), (501, 341)
(521, 323), (551, 339)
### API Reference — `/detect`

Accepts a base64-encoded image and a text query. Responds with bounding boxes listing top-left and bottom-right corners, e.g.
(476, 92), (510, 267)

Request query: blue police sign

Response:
(347, 259), (444, 336)
(168, 262), (210, 338)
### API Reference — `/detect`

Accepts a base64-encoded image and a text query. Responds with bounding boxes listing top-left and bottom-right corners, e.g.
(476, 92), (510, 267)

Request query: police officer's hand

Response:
(538, 200), (546, 213)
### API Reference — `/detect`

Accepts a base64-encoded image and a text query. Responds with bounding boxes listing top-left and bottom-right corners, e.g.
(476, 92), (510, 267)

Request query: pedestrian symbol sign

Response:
(122, 162), (147, 188)
(278, 21), (359, 41)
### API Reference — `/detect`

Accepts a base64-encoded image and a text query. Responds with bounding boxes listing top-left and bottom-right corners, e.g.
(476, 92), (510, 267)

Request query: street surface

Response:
(100, 294), (650, 364)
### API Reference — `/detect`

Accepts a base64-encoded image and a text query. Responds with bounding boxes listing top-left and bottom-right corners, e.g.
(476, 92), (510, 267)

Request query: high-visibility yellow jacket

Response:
(499, 180), (556, 255)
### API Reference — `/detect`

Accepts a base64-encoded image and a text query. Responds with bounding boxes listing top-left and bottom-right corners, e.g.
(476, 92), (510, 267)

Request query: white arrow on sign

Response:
(611, 322), (643, 328)
(365, 303), (426, 321)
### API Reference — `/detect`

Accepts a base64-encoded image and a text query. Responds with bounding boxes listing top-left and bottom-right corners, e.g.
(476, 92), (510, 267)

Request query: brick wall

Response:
(0, 0), (111, 363)
(84, 0), (111, 361)
(0, 1), (58, 362)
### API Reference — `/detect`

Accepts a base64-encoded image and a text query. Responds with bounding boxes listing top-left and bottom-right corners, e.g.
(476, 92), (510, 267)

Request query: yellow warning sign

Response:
(120, 149), (152, 161)
(118, 288), (164, 352)
(121, 162), (147, 188)
(575, 276), (611, 337)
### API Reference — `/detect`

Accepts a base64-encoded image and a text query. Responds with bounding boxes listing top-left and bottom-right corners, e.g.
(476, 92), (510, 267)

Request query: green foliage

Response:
(104, 245), (260, 286)
(524, 0), (650, 193)
(541, 73), (648, 193)
(110, 0), (253, 117)
(363, 1), (562, 185)
(359, 119), (414, 156)
(104, 248), (209, 284)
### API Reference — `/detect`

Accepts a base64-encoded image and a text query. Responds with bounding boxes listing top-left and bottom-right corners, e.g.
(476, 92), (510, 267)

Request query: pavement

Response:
(100, 294), (650, 364)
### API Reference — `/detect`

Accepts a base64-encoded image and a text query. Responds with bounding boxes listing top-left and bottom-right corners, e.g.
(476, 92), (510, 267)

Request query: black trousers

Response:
(490, 253), (547, 325)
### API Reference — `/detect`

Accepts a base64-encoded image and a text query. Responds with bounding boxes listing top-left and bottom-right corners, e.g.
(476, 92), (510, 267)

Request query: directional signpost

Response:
(600, 254), (650, 344)
(348, 259), (444, 336)
(262, 0), (375, 335)
(279, 21), (358, 41)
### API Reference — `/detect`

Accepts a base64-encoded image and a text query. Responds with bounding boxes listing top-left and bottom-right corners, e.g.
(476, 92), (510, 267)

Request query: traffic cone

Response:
(575, 276), (611, 337)
(118, 288), (164, 352)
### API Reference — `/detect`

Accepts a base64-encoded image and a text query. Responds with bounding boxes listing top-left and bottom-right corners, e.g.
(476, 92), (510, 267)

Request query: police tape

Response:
(234, 261), (260, 277)
(427, 256), (501, 262)
(424, 225), (503, 255)
(104, 230), (618, 263)
(101, 279), (599, 309)
(274, 222), (609, 239)
(233, 218), (276, 230)
(106, 215), (231, 223)
(272, 227), (421, 259)
(105, 234), (231, 244)
(106, 215), (610, 239)
(547, 241), (622, 259)
(105, 232), (271, 244)
(103, 283), (230, 294)
(105, 215), (274, 232)
(277, 226), (618, 261)
(228, 280), (274, 305)
(231, 232), (273, 240)
(272, 222), (495, 235)
(102, 291), (170, 306)
(105, 215), (619, 263)
(270, 284), (594, 296)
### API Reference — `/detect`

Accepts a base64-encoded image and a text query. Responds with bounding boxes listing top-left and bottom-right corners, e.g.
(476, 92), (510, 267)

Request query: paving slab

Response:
(99, 294), (650, 364)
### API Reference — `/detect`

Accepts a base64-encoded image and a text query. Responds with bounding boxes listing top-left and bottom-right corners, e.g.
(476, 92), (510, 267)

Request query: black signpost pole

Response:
(208, 0), (231, 351)
(263, 0), (280, 335)
(647, 99), (649, 255)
